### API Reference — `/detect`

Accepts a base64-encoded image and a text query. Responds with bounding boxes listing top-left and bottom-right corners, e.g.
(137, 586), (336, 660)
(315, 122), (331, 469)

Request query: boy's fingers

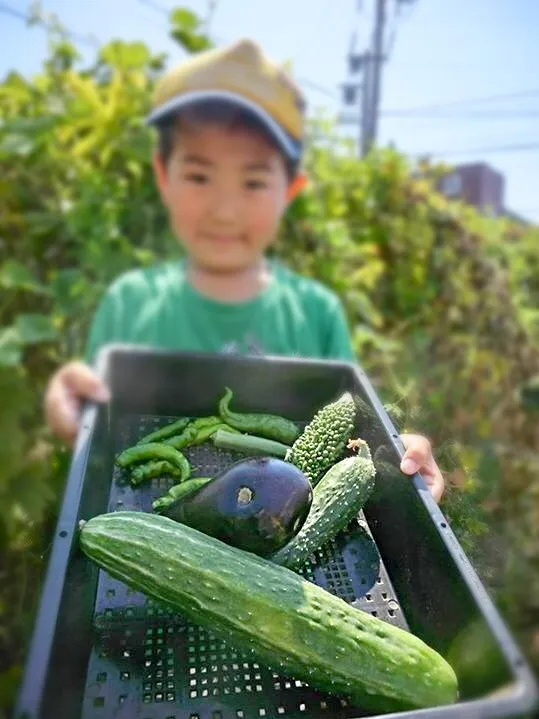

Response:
(399, 433), (432, 474)
(44, 381), (80, 445)
(430, 473), (445, 504)
(399, 433), (445, 503)
(45, 361), (110, 445)
(60, 361), (110, 402)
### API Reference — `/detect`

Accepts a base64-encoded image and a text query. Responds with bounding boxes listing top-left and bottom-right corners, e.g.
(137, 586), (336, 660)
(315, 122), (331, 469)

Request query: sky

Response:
(1, 0), (539, 222)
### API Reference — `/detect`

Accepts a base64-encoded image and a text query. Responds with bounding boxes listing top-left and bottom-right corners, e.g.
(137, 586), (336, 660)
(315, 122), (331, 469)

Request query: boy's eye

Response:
(185, 173), (208, 184)
(245, 179), (267, 190)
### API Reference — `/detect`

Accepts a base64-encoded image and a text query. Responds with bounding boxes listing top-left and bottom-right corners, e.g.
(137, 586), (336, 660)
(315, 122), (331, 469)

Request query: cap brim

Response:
(146, 90), (302, 161)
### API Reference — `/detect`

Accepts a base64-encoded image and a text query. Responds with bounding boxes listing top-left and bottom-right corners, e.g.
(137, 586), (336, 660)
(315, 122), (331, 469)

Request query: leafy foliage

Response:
(1, 6), (539, 713)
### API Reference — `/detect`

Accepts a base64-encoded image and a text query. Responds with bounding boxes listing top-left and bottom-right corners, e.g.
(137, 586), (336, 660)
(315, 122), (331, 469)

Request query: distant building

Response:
(438, 162), (505, 216)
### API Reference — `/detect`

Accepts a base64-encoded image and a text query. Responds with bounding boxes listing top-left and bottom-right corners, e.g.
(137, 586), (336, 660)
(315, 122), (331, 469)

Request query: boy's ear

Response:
(152, 150), (169, 206)
(286, 172), (308, 203)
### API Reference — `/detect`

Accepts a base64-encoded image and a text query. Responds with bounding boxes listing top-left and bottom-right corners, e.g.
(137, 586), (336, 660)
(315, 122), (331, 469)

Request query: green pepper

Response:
(152, 477), (212, 513)
(218, 387), (300, 445)
(212, 429), (289, 458)
(136, 417), (191, 445)
(164, 416), (233, 449)
(190, 422), (241, 445)
(116, 442), (190, 481)
(130, 460), (181, 486)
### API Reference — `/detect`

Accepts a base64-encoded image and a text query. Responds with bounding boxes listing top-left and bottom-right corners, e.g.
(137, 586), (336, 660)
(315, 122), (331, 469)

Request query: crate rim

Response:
(14, 343), (539, 719)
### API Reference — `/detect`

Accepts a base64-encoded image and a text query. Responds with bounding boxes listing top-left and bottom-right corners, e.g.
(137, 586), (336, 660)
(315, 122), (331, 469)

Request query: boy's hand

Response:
(399, 434), (444, 503)
(44, 361), (110, 445)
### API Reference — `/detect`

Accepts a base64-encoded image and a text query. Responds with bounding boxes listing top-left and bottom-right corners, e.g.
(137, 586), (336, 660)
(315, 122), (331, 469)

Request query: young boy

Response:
(44, 39), (444, 502)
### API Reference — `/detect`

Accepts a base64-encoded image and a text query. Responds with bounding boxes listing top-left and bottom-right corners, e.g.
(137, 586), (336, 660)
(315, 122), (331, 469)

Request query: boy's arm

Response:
(45, 289), (118, 445)
(322, 296), (445, 503)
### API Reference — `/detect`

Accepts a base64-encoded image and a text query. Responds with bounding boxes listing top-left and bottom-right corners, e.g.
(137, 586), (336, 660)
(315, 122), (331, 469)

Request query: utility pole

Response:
(338, 0), (390, 157)
(365, 0), (387, 154)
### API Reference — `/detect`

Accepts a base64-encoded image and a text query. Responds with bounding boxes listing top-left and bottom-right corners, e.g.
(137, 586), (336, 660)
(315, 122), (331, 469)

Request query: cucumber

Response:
(271, 453), (376, 570)
(79, 512), (458, 713)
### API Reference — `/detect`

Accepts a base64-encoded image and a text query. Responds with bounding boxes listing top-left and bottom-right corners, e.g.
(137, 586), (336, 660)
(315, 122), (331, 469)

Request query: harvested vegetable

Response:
(163, 416), (237, 449)
(136, 417), (191, 445)
(160, 457), (312, 556)
(116, 442), (190, 482)
(130, 460), (181, 486)
(152, 477), (213, 513)
(79, 512), (459, 713)
(285, 391), (356, 485)
(212, 429), (289, 458)
(218, 387), (300, 444)
(271, 452), (376, 570)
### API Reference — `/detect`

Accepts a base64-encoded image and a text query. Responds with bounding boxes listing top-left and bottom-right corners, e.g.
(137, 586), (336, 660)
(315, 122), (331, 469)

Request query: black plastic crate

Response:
(15, 345), (538, 719)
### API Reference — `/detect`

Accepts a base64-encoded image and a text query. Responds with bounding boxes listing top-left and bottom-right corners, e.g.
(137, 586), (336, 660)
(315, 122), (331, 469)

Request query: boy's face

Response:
(153, 121), (291, 274)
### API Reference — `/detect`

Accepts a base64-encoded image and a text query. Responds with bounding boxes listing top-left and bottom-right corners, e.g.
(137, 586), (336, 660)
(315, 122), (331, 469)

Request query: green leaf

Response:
(169, 9), (212, 53)
(0, 261), (46, 293)
(0, 663), (22, 709)
(0, 133), (34, 157)
(99, 41), (151, 70)
(15, 314), (57, 344)
(0, 328), (21, 366)
(169, 30), (213, 53)
(169, 8), (200, 31)
(48, 268), (83, 309)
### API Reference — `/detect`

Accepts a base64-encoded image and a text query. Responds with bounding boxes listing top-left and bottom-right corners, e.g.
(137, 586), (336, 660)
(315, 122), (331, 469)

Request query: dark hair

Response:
(156, 99), (299, 180)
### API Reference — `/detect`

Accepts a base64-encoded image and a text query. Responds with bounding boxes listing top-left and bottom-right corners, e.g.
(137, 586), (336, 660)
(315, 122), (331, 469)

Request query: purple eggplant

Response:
(161, 457), (312, 557)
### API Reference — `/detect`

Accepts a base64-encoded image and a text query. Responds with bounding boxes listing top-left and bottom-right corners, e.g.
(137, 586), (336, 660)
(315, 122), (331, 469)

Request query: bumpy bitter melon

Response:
(286, 391), (356, 485)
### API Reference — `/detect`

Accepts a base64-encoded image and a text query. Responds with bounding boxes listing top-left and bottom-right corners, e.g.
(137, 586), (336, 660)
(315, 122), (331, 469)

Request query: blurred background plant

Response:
(0, 4), (538, 714)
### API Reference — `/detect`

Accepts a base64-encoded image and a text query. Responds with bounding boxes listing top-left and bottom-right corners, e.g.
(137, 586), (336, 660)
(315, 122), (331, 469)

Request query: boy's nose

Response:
(208, 185), (239, 224)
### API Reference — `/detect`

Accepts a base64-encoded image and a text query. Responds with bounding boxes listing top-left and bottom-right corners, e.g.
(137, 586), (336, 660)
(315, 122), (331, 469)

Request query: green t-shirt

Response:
(85, 259), (354, 365)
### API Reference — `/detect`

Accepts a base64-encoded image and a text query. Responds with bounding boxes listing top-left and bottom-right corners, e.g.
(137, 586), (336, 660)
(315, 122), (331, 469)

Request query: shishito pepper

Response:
(136, 417), (191, 445)
(218, 387), (300, 444)
(116, 443), (190, 481)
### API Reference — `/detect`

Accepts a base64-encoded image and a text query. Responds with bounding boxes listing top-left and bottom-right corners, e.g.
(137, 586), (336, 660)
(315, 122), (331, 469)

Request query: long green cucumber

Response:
(79, 512), (458, 713)
(271, 452), (376, 570)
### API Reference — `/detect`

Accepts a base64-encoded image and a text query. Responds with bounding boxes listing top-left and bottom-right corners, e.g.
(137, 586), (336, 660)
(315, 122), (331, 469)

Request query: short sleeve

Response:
(323, 298), (355, 361)
(84, 290), (119, 367)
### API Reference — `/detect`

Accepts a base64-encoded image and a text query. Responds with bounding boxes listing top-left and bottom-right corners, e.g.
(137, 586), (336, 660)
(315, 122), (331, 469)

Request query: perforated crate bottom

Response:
(81, 415), (409, 719)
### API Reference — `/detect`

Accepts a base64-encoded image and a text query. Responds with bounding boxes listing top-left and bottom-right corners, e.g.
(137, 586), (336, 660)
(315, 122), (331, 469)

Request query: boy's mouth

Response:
(203, 234), (243, 244)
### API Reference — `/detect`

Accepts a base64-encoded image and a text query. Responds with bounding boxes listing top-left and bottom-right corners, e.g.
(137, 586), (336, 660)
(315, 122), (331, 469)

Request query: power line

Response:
(0, 1), (26, 22)
(0, 0), (99, 47)
(384, 110), (539, 120)
(299, 77), (339, 100)
(136, 0), (170, 17)
(383, 89), (539, 116)
(422, 141), (539, 158)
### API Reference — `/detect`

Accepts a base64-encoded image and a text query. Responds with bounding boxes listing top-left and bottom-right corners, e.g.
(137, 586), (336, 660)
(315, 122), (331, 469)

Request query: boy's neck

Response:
(186, 258), (272, 302)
